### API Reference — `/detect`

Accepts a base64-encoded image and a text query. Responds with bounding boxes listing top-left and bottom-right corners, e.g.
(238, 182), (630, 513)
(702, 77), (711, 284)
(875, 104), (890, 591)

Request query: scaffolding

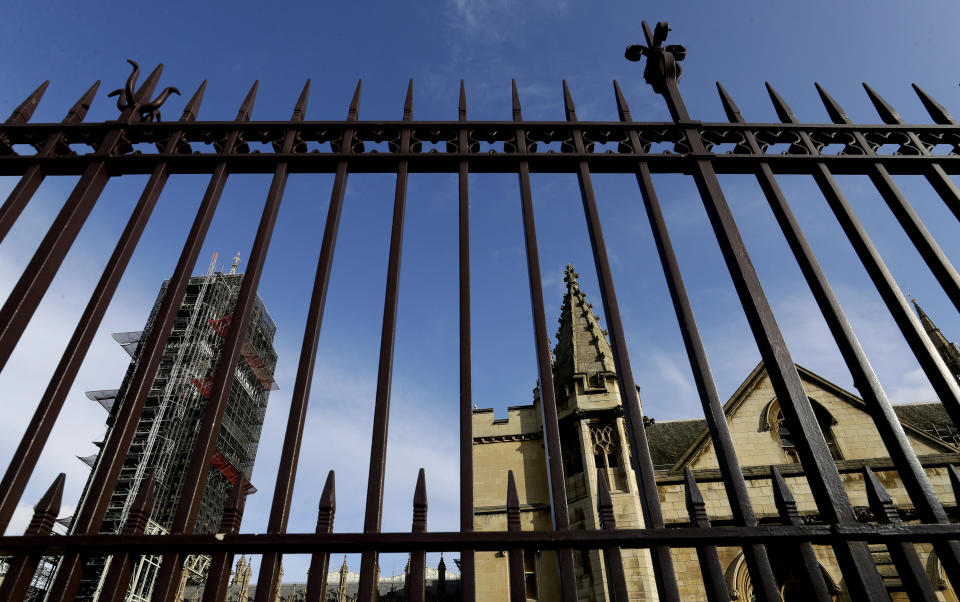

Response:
(64, 253), (278, 602)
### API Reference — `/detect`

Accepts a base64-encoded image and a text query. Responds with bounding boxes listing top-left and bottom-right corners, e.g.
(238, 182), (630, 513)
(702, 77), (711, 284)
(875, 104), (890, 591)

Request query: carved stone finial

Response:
(563, 263), (579, 286)
(624, 21), (687, 94)
(107, 59), (181, 122)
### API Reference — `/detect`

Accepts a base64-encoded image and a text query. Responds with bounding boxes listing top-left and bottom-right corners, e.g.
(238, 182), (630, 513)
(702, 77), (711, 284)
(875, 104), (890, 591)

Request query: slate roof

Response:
(646, 419), (707, 470)
(893, 402), (955, 434)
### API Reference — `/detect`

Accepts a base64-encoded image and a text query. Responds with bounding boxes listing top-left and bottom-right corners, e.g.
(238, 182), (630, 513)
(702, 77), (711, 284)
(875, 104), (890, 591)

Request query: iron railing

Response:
(0, 19), (958, 602)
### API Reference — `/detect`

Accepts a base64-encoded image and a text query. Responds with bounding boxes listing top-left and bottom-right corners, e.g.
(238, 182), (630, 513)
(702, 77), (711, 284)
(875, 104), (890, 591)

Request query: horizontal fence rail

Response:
(0, 19), (958, 602)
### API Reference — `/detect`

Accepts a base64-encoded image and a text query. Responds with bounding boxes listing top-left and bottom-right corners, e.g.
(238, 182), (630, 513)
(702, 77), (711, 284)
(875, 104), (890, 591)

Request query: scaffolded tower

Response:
(69, 254), (278, 602)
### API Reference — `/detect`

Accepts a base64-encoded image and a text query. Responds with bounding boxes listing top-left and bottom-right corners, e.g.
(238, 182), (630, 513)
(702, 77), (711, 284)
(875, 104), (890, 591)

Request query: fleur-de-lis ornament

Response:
(624, 22), (687, 94)
(108, 59), (181, 122)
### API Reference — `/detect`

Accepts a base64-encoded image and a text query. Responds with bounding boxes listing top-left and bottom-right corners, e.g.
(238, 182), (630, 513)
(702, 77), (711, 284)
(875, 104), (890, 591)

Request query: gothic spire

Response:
(553, 264), (615, 393)
(912, 297), (960, 381)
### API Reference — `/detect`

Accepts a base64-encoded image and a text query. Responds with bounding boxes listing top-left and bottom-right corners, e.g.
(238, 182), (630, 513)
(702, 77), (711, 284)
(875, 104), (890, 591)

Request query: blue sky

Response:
(1, 0), (960, 584)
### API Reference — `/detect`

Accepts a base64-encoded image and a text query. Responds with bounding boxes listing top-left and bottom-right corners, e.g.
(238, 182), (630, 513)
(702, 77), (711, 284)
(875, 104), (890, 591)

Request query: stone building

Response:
(473, 265), (960, 601)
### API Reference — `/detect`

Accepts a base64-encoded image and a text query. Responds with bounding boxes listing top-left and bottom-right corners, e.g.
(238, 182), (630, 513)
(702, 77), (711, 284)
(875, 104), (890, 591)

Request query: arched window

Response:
(589, 422), (626, 491)
(769, 400), (842, 462)
(728, 550), (841, 601)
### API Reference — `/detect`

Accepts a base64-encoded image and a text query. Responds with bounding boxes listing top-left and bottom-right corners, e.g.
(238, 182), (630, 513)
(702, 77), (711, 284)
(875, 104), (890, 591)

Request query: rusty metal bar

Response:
(0, 80), (205, 534)
(614, 79), (778, 602)
(409, 468), (427, 602)
(357, 80), (414, 602)
(305, 471), (336, 602)
(456, 79), (476, 602)
(511, 79), (578, 601)
(255, 79), (358, 602)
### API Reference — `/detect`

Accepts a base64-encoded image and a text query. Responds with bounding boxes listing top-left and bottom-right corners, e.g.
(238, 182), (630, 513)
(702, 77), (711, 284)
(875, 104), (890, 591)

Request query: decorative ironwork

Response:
(108, 59), (181, 122)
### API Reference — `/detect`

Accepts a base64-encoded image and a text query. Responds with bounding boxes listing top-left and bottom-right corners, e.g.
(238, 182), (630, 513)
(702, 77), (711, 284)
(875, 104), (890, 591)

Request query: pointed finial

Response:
(765, 82), (798, 124)
(511, 80), (522, 121)
(403, 79), (414, 121)
(683, 467), (709, 526)
(716, 82), (745, 123)
(563, 263), (580, 287)
(63, 81), (101, 123)
(562, 80), (577, 122)
(458, 80), (467, 121)
(814, 83), (851, 125)
(316, 470), (336, 534)
(348, 79), (363, 121)
(863, 467), (900, 524)
(612, 80), (633, 122)
(292, 79), (311, 122)
(124, 474), (156, 533)
(770, 466), (801, 525)
(236, 81), (259, 122)
(6, 81), (50, 124)
(412, 467), (427, 532)
(596, 469), (616, 529)
(134, 64), (165, 106)
(28, 473), (65, 535)
(179, 80), (208, 123)
(506, 470), (520, 531)
(863, 83), (903, 124)
(912, 84), (957, 125)
(949, 465), (960, 506)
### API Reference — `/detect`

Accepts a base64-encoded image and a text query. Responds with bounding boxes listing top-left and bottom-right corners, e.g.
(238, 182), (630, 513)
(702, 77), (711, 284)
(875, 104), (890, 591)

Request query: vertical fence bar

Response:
(305, 471), (336, 602)
(0, 66), (164, 374)
(0, 80), (206, 533)
(564, 80), (687, 601)
(456, 79), (476, 602)
(769, 467), (833, 600)
(506, 471), (526, 602)
(862, 467), (938, 601)
(627, 21), (887, 599)
(0, 473), (63, 602)
(613, 80), (779, 601)
(595, 471), (629, 602)
(722, 79), (960, 589)
(357, 80), (414, 602)
(682, 468), (728, 602)
(98, 476), (155, 602)
(150, 79), (300, 602)
(0, 80), (99, 245)
(45, 81), (259, 601)
(201, 481), (246, 602)
(910, 84), (960, 222)
(255, 79), (359, 602)
(409, 468), (428, 602)
(511, 80), (578, 601)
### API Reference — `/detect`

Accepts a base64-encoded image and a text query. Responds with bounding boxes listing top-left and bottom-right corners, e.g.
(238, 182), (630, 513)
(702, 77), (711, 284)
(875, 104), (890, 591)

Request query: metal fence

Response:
(0, 19), (959, 602)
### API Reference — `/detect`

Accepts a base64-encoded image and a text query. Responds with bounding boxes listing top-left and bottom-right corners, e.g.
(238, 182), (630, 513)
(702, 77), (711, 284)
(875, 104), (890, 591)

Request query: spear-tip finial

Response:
(179, 80), (208, 122)
(348, 79), (363, 121)
(596, 469), (614, 523)
(612, 80), (632, 122)
(562, 80), (577, 122)
(35, 473), (66, 516)
(412, 467), (427, 532)
(814, 83), (850, 125)
(135, 63), (165, 106)
(862, 83), (903, 124)
(319, 469), (336, 513)
(511, 79), (522, 121)
(236, 81), (260, 122)
(459, 79), (467, 121)
(6, 80), (50, 124)
(63, 80), (101, 123)
(716, 82), (745, 123)
(912, 83), (957, 125)
(292, 79), (311, 122)
(506, 470), (519, 509)
(403, 79), (414, 121)
(765, 82), (798, 124)
(948, 465), (960, 506)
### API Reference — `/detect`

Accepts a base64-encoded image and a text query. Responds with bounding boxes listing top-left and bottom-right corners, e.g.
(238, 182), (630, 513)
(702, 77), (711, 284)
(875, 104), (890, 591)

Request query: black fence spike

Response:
(511, 79), (522, 121)
(126, 474), (155, 534)
(5, 81), (50, 125)
(562, 80), (577, 122)
(236, 81), (260, 123)
(683, 467), (709, 526)
(863, 467), (899, 524)
(292, 79), (311, 122)
(596, 469), (616, 529)
(715, 82), (744, 123)
(63, 80), (101, 123)
(862, 83), (903, 124)
(765, 82), (798, 124)
(458, 79), (467, 121)
(218, 479), (246, 534)
(412, 467), (427, 532)
(814, 83), (850, 125)
(348, 79), (363, 121)
(134, 64), (164, 107)
(403, 79), (414, 122)
(912, 83), (957, 125)
(770, 466), (801, 525)
(32, 472), (65, 522)
(180, 80), (208, 123)
(948, 465), (960, 506)
(612, 80), (632, 122)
